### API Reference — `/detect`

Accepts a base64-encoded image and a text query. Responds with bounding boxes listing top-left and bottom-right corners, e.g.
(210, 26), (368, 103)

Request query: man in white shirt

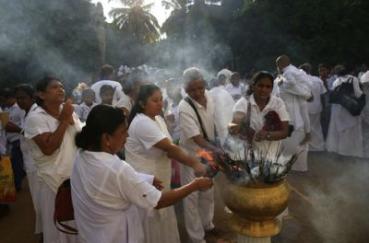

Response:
(178, 67), (218, 243)
(276, 55), (312, 171)
(91, 64), (127, 105)
(300, 63), (327, 151)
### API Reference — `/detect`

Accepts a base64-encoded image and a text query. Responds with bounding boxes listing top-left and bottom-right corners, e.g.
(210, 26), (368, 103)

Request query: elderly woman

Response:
(71, 105), (212, 243)
(24, 76), (82, 243)
(125, 84), (207, 243)
(230, 71), (290, 161)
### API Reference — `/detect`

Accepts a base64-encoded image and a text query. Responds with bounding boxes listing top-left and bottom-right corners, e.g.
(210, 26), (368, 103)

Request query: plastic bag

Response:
(0, 155), (16, 202)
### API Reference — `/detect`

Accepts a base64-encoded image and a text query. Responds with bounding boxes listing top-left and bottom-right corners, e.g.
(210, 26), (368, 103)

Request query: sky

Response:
(90, 0), (173, 26)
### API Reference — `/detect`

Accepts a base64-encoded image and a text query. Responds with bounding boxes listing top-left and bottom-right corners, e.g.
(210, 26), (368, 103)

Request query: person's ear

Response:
(101, 133), (111, 147)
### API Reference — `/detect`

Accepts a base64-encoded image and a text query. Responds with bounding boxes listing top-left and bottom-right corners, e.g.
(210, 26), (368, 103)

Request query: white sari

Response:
(125, 114), (180, 243)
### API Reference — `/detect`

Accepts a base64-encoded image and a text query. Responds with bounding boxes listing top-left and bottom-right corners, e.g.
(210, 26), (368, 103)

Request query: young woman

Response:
(125, 84), (207, 243)
(24, 76), (82, 243)
(71, 105), (212, 243)
(230, 71), (290, 161)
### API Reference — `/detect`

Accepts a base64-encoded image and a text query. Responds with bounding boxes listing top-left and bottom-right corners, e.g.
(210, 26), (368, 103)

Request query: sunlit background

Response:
(90, 0), (173, 26)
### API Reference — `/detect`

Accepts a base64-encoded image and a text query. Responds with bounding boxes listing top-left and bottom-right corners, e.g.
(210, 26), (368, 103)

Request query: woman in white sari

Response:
(71, 105), (212, 243)
(326, 66), (364, 157)
(125, 84), (207, 243)
(24, 77), (82, 243)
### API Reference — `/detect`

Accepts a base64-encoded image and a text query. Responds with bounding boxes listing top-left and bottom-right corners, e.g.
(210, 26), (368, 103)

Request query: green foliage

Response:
(162, 0), (369, 74)
(109, 1), (161, 44)
(0, 0), (102, 90)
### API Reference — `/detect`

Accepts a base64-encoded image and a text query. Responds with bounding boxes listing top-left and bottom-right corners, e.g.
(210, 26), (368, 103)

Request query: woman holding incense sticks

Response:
(229, 71), (290, 161)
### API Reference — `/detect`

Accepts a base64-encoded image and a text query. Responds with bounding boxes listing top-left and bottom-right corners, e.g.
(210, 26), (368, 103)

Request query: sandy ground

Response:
(1, 151), (369, 243)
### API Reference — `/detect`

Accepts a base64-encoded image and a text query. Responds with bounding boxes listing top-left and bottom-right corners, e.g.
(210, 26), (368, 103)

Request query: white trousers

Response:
(180, 164), (215, 243)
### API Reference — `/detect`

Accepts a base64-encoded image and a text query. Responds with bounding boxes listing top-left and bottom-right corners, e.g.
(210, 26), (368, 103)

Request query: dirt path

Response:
(1, 151), (368, 243)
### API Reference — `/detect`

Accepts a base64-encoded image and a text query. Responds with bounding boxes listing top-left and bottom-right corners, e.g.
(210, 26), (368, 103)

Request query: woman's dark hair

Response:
(14, 84), (35, 98)
(75, 105), (126, 151)
(35, 76), (61, 106)
(246, 71), (274, 96)
(128, 83), (161, 125)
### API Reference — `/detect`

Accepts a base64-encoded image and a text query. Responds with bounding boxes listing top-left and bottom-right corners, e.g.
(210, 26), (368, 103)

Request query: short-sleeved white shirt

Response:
(125, 113), (167, 160)
(178, 91), (215, 153)
(233, 94), (290, 132)
(24, 105), (83, 192)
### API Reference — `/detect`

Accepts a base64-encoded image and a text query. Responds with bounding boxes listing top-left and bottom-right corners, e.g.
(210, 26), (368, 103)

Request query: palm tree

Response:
(109, 0), (161, 43)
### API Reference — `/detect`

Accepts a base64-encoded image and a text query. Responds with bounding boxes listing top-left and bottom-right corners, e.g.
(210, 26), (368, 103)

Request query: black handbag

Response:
(329, 78), (366, 116)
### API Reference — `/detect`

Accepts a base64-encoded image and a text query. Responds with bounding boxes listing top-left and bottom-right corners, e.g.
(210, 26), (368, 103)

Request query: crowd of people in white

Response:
(0, 54), (368, 243)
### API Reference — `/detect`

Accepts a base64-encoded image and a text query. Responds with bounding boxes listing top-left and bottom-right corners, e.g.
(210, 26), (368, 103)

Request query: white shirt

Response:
(233, 95), (290, 132)
(280, 65), (312, 99)
(125, 113), (173, 191)
(20, 103), (38, 173)
(209, 85), (235, 144)
(125, 114), (167, 160)
(72, 151), (161, 243)
(5, 103), (25, 142)
(91, 80), (126, 105)
(360, 71), (369, 84)
(279, 65), (311, 130)
(115, 95), (133, 113)
(178, 92), (216, 153)
(233, 94), (290, 161)
(24, 106), (83, 192)
(74, 102), (97, 122)
(307, 75), (327, 114)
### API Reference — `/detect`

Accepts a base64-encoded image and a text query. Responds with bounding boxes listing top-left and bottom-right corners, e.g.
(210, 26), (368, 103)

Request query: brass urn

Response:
(222, 180), (290, 238)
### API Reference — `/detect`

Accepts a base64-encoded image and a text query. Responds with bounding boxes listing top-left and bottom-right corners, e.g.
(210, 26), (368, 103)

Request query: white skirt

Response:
(39, 180), (80, 243)
(27, 172), (42, 234)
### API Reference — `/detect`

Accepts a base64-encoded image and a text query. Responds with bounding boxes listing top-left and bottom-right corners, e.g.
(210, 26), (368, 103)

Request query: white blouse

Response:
(24, 105), (82, 192)
(233, 94), (290, 132)
(71, 151), (161, 243)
